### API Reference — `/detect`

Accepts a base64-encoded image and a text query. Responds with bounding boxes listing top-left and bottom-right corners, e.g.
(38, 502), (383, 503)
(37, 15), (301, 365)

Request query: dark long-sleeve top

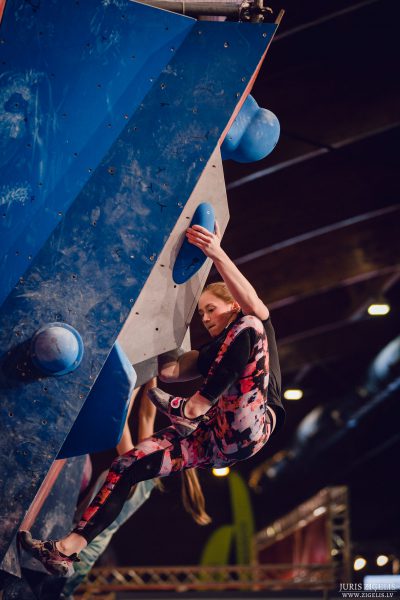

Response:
(197, 313), (285, 433)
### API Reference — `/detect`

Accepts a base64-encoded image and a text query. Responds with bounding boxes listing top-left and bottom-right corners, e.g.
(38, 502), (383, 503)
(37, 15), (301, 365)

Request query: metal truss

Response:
(75, 487), (350, 596)
(76, 563), (336, 595)
(256, 486), (352, 584)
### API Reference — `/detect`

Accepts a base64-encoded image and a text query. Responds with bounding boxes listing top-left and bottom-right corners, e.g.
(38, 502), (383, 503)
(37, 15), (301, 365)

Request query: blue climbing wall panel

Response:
(0, 0), (195, 307)
(0, 0), (278, 561)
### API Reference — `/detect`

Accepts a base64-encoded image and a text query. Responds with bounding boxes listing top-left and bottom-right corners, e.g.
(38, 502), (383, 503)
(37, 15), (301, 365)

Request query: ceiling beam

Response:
(234, 205), (399, 267)
(273, 0), (380, 42)
(269, 270), (397, 339)
(268, 267), (398, 311)
(278, 314), (399, 373)
(209, 206), (400, 305)
(227, 123), (400, 190)
(223, 126), (400, 260)
(247, 214), (400, 303)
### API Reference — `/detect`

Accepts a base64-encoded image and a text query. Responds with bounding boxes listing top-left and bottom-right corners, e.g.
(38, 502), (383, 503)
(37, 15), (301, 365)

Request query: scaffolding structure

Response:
(256, 486), (352, 583)
(75, 487), (350, 596)
(76, 563), (336, 595)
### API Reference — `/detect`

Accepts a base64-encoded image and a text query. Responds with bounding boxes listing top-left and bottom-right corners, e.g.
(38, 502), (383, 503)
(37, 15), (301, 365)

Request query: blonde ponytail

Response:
(181, 469), (211, 526)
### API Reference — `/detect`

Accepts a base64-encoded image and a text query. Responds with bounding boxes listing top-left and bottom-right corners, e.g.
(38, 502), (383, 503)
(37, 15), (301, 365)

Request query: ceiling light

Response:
(368, 303), (390, 316)
(313, 506), (327, 517)
(354, 557), (367, 571)
(298, 519), (307, 527)
(212, 467), (230, 477)
(377, 555), (389, 567)
(284, 389), (303, 400)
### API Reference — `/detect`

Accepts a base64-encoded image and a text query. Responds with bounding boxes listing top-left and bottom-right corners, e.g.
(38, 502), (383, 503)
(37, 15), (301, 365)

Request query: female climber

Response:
(19, 222), (284, 577)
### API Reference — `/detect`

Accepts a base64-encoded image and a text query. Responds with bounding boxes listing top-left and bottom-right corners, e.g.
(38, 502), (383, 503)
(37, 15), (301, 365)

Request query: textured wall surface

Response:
(118, 147), (229, 364)
(0, 0), (194, 306)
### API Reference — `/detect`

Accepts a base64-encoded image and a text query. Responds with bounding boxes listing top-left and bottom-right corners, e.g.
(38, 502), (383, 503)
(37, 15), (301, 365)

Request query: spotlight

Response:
(354, 557), (367, 571)
(284, 389), (303, 400)
(212, 467), (230, 477)
(368, 303), (390, 316)
(377, 555), (389, 567)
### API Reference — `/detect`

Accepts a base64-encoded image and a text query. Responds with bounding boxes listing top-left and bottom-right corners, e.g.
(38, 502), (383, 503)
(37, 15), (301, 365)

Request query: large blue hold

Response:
(58, 343), (136, 459)
(173, 203), (215, 284)
(221, 94), (280, 162)
(31, 322), (84, 376)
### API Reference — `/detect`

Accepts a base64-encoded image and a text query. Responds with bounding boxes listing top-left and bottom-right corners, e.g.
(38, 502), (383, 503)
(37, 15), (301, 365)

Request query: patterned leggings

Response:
(74, 315), (271, 544)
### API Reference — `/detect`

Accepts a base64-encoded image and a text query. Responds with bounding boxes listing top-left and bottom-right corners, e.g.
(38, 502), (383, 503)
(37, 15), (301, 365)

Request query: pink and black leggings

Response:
(73, 315), (271, 544)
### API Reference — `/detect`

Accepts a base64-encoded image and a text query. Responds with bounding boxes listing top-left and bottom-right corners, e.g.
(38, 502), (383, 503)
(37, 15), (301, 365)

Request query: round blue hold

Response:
(31, 322), (84, 376)
(221, 94), (280, 163)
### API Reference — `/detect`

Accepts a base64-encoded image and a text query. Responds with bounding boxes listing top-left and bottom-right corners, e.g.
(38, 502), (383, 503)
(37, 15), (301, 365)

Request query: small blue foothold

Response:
(173, 202), (215, 285)
(31, 322), (84, 376)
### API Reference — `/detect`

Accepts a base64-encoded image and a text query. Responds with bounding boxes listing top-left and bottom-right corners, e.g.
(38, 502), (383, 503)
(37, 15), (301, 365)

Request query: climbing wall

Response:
(0, 0), (195, 307)
(0, 0), (278, 562)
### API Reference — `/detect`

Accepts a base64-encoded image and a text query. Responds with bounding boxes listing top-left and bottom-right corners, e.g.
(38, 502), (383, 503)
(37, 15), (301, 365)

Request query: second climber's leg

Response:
(19, 428), (185, 574)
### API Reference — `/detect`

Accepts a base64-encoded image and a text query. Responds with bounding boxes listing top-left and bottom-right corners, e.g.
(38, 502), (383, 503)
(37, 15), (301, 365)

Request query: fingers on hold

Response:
(187, 231), (208, 242)
(192, 224), (209, 234)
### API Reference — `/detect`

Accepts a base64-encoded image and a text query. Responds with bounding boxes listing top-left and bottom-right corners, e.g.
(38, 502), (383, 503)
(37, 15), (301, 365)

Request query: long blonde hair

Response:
(181, 469), (211, 525)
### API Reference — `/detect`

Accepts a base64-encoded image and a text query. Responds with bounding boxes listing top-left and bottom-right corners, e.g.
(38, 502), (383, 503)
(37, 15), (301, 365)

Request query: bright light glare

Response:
(284, 389), (303, 400)
(313, 506), (327, 517)
(377, 555), (389, 567)
(212, 467), (230, 477)
(368, 304), (390, 316)
(354, 557), (367, 571)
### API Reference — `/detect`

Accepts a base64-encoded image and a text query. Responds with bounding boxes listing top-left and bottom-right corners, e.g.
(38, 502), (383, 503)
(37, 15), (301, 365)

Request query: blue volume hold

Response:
(31, 323), (84, 376)
(221, 94), (280, 163)
(58, 343), (136, 459)
(173, 202), (215, 284)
